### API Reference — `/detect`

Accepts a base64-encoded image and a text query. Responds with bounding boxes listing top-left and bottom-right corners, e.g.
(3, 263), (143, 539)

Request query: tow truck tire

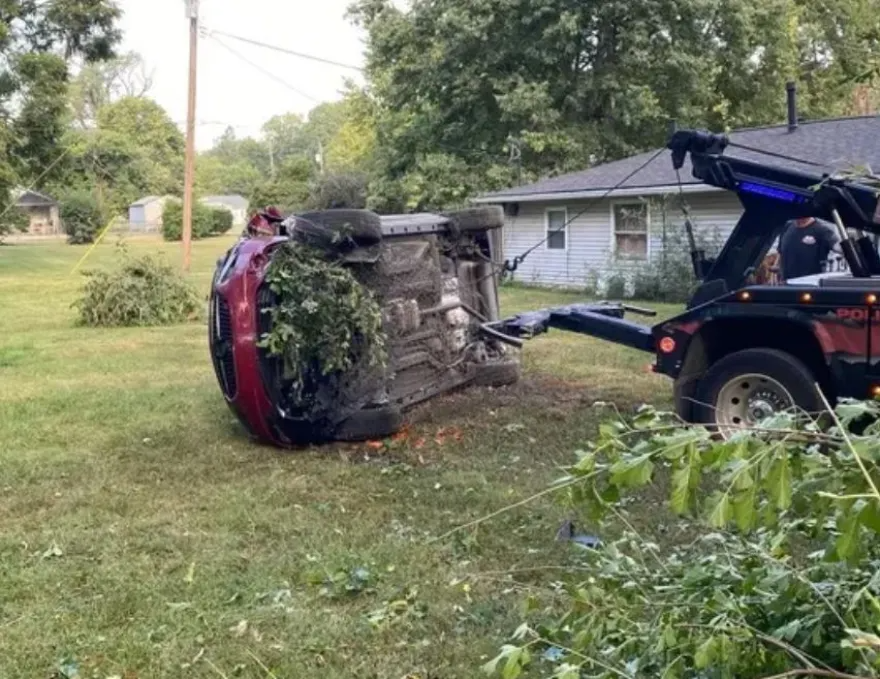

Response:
(442, 207), (505, 232)
(693, 348), (823, 432)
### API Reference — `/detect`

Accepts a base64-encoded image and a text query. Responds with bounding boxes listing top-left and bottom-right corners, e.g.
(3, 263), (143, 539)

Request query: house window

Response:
(546, 208), (567, 250)
(613, 202), (649, 259)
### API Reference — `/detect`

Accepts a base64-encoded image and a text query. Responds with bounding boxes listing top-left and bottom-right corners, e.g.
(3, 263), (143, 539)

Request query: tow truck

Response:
(496, 129), (880, 434)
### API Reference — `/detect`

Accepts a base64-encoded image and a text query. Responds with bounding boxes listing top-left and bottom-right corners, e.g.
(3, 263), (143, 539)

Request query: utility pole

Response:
(182, 0), (199, 272)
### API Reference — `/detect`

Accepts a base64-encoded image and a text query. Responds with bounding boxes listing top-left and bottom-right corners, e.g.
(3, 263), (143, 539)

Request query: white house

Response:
(200, 195), (249, 228)
(476, 111), (880, 289)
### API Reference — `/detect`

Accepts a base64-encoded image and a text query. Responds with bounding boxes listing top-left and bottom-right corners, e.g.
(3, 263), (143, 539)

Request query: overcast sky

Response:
(118, 0), (368, 149)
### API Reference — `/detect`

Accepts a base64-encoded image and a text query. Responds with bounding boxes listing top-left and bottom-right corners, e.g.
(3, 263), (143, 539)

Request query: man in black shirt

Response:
(778, 216), (841, 280)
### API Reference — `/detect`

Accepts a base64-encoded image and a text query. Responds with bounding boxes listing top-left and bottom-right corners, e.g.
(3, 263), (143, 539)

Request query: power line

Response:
(205, 28), (364, 72)
(209, 35), (320, 104)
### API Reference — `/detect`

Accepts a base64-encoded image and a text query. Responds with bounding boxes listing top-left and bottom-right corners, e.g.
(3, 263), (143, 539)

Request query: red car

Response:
(209, 208), (520, 448)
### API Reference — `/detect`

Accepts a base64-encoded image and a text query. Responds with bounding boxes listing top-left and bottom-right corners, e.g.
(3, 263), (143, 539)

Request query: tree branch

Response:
(760, 670), (868, 679)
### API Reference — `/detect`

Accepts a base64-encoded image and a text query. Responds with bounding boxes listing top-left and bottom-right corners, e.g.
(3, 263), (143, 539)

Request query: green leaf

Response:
(733, 482), (758, 532)
(836, 513), (861, 561)
(671, 445), (700, 514)
(766, 455), (792, 510)
(858, 501), (880, 534)
(708, 492), (733, 528)
(610, 454), (654, 488)
(694, 637), (716, 669)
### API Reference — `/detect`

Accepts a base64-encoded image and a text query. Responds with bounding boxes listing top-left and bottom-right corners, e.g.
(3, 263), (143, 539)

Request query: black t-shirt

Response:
(779, 219), (839, 280)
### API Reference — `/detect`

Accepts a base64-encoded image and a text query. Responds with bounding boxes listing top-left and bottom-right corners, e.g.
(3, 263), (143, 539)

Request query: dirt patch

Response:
(406, 374), (605, 428)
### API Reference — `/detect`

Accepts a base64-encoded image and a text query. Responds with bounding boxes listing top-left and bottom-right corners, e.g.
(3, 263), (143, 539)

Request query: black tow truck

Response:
(495, 129), (880, 433)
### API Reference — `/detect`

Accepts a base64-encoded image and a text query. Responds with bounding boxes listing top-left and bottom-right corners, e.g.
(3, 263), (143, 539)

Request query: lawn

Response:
(0, 235), (678, 679)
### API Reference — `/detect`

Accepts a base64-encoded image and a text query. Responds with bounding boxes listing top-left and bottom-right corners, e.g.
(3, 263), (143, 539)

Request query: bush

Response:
(602, 222), (725, 303)
(486, 402), (880, 679)
(74, 247), (201, 327)
(161, 200), (232, 241)
(208, 206), (233, 235)
(307, 172), (368, 210)
(61, 190), (104, 244)
(604, 273), (627, 299)
(0, 206), (30, 241)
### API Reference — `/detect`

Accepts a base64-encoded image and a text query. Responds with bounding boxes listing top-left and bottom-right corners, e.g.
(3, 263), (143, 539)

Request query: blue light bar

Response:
(739, 181), (808, 204)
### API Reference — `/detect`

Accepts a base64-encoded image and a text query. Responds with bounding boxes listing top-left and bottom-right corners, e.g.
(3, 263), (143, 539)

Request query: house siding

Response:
(501, 191), (743, 288)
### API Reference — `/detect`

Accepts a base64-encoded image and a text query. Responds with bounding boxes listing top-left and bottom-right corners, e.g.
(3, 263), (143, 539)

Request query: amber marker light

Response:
(738, 291), (751, 301)
(659, 337), (676, 354)
(800, 292), (812, 303)
(867, 293), (878, 305)
(872, 385), (880, 398)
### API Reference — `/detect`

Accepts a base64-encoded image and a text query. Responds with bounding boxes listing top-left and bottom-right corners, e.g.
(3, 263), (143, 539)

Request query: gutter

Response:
(472, 182), (722, 204)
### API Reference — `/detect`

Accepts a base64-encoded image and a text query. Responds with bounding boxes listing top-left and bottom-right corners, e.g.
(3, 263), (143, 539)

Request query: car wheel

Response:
(292, 209), (383, 260)
(295, 209), (382, 241)
(472, 360), (521, 388)
(332, 404), (404, 442)
(693, 348), (824, 437)
(442, 206), (505, 232)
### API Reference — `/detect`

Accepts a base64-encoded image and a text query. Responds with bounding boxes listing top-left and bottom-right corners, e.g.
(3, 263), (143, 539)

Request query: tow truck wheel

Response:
(694, 348), (823, 436)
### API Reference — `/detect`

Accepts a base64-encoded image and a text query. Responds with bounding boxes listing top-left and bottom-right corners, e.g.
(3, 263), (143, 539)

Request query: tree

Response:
(0, 0), (121, 210)
(11, 53), (71, 188)
(70, 51), (154, 128)
(350, 0), (880, 210)
(206, 127), (272, 176)
(96, 97), (185, 196)
(307, 172), (369, 210)
(261, 113), (306, 172)
(324, 88), (378, 174)
(195, 155), (262, 198)
(60, 189), (104, 244)
(249, 156), (312, 215)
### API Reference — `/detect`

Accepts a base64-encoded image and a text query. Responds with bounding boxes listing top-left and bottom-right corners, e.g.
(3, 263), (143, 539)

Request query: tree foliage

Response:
(60, 189), (104, 244)
(484, 402), (880, 679)
(350, 0), (880, 210)
(258, 242), (387, 419)
(69, 51), (153, 128)
(0, 0), (121, 202)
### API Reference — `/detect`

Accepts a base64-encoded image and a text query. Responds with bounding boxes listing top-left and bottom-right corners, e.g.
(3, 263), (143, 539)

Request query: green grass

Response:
(0, 236), (679, 678)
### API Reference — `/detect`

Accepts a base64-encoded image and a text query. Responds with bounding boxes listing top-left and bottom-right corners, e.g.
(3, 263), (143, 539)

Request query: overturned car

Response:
(209, 207), (521, 447)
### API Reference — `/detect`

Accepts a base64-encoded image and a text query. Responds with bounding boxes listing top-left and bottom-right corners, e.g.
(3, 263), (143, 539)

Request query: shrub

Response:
(604, 273), (627, 299)
(61, 190), (104, 244)
(208, 206), (233, 235)
(0, 206), (30, 241)
(485, 402), (880, 679)
(74, 247), (201, 327)
(307, 172), (368, 210)
(161, 200), (232, 241)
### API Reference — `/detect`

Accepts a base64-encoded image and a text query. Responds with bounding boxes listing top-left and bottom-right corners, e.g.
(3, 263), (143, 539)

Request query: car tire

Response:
(292, 209), (383, 259)
(693, 348), (824, 435)
(442, 206), (505, 233)
(332, 404), (404, 442)
(296, 209), (382, 241)
(472, 360), (521, 388)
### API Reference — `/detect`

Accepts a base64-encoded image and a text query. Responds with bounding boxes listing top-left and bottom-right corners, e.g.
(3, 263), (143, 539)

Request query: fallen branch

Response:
(760, 670), (869, 679)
